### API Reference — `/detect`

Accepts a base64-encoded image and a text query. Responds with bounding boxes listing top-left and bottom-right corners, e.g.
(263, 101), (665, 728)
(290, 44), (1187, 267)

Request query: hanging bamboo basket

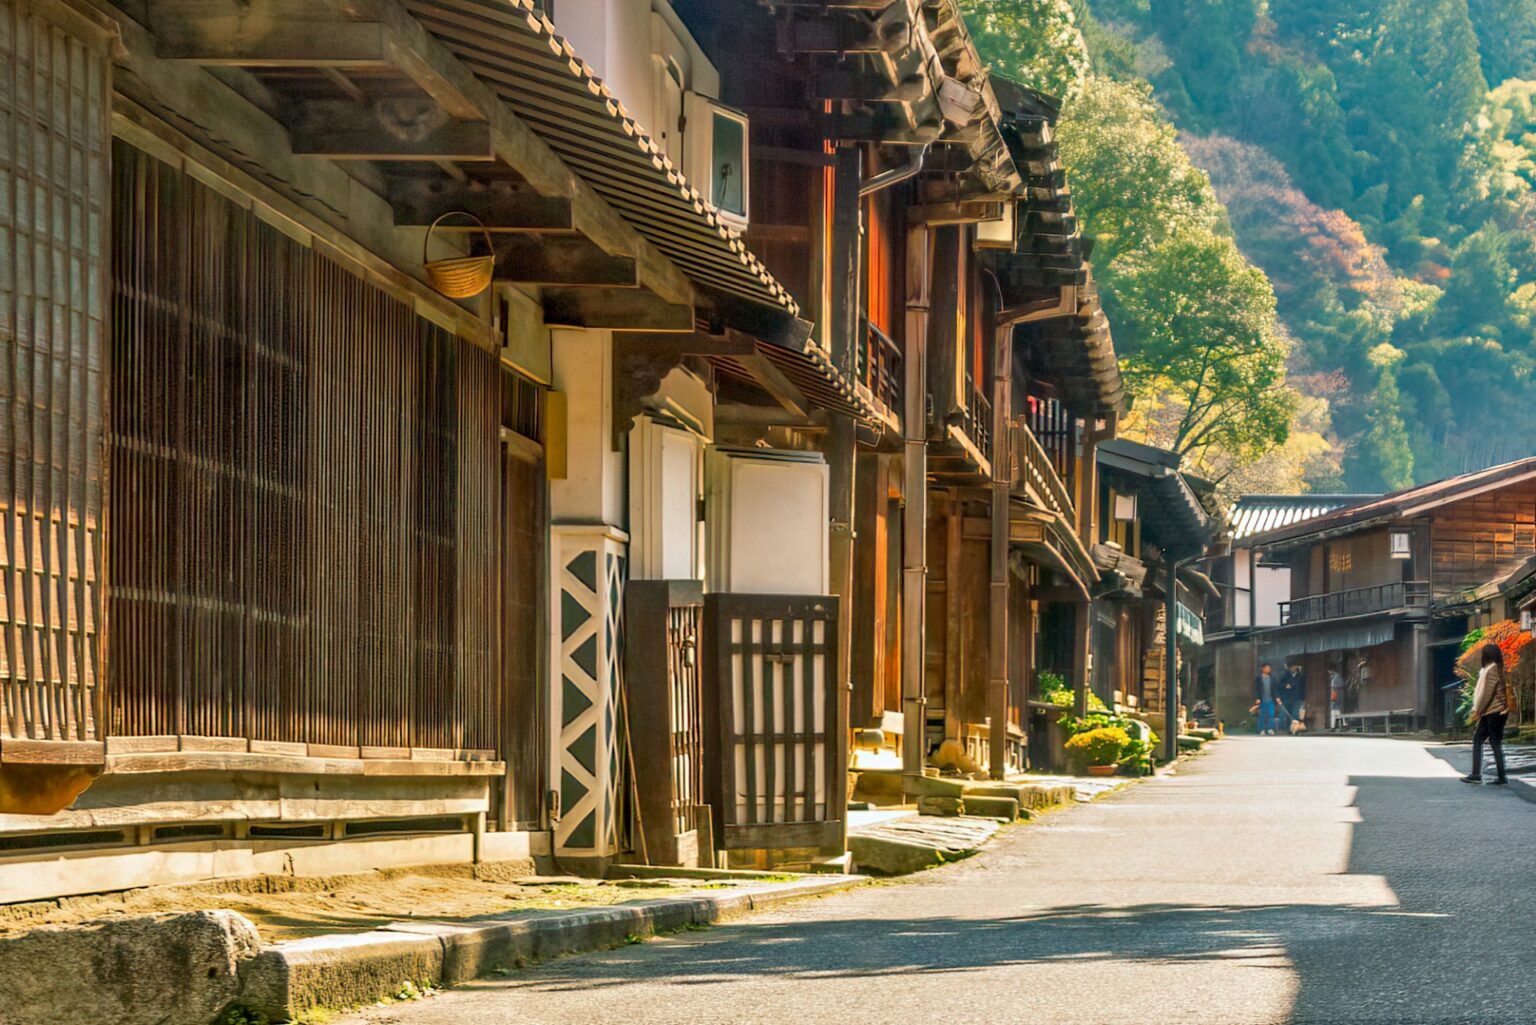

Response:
(422, 211), (495, 299)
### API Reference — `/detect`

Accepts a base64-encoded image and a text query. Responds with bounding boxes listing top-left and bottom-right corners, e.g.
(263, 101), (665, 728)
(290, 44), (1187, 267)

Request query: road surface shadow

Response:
(458, 773), (1531, 1023)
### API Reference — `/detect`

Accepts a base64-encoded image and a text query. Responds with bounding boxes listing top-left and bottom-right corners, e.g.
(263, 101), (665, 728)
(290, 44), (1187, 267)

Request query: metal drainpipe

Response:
(859, 143), (931, 198)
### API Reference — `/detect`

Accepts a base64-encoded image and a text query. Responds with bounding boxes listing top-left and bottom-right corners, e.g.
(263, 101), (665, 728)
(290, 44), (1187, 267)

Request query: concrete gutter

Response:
(239, 874), (864, 1021)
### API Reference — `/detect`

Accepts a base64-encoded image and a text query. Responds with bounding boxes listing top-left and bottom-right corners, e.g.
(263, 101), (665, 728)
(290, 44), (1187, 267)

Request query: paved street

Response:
(344, 737), (1532, 1025)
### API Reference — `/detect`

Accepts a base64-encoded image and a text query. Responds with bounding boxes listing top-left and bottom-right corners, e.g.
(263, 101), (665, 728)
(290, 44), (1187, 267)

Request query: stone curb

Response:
(238, 875), (864, 1020)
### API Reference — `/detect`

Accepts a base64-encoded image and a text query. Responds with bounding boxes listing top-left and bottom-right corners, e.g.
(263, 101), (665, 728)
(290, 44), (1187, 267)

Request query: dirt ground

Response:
(0, 863), (728, 942)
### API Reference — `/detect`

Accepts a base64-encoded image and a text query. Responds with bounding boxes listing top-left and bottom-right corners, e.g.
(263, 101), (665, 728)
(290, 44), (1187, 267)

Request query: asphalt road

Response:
(342, 736), (1531, 1025)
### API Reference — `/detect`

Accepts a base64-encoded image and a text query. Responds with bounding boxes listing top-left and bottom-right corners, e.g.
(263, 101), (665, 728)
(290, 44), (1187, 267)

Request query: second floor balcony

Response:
(1011, 419), (1075, 521)
(856, 319), (904, 419)
(1278, 581), (1430, 627)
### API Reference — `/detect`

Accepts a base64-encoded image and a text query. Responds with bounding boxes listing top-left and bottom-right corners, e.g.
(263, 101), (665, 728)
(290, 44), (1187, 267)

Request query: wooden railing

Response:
(1279, 581), (1429, 626)
(702, 593), (844, 853)
(961, 388), (993, 466)
(857, 319), (903, 414)
(1011, 420), (1076, 519)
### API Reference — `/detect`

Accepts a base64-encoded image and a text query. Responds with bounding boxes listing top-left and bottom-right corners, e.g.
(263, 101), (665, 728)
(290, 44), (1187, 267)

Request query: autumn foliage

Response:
(1455, 620), (1534, 682)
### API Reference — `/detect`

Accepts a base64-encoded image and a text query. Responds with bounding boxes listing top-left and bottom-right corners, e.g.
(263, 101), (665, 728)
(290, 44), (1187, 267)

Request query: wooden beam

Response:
(910, 201), (1004, 225)
(388, 177), (574, 231)
(155, 20), (392, 67)
(288, 104), (494, 160)
(739, 352), (810, 419)
(543, 288), (694, 331)
(492, 235), (637, 287)
(715, 403), (828, 427)
(141, 0), (694, 306)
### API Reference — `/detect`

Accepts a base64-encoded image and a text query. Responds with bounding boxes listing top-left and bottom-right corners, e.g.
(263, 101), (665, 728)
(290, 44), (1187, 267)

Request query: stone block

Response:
(917, 795), (965, 817)
(0, 910), (260, 1025)
(848, 834), (947, 875)
(961, 795), (1019, 821)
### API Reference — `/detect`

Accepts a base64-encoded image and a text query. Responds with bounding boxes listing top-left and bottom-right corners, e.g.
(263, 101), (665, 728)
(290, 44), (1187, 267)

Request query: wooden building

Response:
(1247, 459), (1536, 732)
(0, 0), (879, 899)
(0, 0), (1152, 902)
(1203, 494), (1377, 729)
(1091, 440), (1212, 754)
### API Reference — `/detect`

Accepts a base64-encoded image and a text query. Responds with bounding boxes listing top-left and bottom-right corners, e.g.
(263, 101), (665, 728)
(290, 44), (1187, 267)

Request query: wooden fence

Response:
(703, 593), (844, 853)
(0, 0), (111, 744)
(106, 140), (504, 753)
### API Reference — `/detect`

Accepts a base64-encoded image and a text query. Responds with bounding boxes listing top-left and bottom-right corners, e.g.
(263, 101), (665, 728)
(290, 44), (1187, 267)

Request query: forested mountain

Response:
(963, 0), (1536, 492)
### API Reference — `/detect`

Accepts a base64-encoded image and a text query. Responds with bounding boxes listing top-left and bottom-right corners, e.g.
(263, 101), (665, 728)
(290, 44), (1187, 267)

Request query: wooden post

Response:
(1165, 561), (1182, 762)
(989, 319), (1012, 779)
(902, 225), (931, 780)
(944, 490), (964, 744)
(1073, 599), (1091, 721)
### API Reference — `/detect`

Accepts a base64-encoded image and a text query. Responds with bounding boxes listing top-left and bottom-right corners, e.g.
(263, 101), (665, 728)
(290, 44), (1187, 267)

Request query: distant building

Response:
(1205, 495), (1377, 727)
(1231, 461), (1536, 732)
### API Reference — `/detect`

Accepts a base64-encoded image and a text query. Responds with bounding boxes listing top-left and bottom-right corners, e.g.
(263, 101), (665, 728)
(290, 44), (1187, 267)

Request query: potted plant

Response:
(1065, 726), (1130, 777)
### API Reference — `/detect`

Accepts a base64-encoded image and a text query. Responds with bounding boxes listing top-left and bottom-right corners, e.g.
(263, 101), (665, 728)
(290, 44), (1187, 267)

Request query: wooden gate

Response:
(624, 580), (708, 865)
(703, 593), (844, 853)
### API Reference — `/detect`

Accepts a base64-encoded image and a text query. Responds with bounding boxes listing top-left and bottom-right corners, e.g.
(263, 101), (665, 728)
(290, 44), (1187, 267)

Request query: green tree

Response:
(960, 0), (1091, 97)
(1109, 225), (1297, 463)
(1354, 345), (1415, 490)
(1467, 0), (1536, 84)
(1057, 77), (1223, 262)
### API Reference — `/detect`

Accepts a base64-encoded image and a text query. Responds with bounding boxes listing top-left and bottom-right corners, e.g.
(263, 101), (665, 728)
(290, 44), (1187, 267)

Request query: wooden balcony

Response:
(960, 388), (993, 466)
(1279, 581), (1430, 627)
(855, 319), (903, 417)
(1011, 420), (1075, 519)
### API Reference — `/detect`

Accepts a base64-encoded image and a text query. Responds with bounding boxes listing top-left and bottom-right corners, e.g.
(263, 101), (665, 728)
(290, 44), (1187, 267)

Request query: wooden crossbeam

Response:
(290, 115), (493, 160)
(156, 20), (391, 67)
(738, 352), (810, 419)
(388, 177), (574, 231)
(543, 288), (695, 331)
(492, 235), (637, 287)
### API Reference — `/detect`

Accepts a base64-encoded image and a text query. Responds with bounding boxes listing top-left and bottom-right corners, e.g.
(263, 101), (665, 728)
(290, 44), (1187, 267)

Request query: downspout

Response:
(860, 143), (931, 198)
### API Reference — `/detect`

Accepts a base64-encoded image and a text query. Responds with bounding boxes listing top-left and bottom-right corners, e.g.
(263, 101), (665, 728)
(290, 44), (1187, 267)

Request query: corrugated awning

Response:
(405, 0), (799, 319)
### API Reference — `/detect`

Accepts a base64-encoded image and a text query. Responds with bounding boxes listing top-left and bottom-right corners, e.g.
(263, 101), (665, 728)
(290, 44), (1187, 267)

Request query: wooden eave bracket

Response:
(144, 0), (695, 310)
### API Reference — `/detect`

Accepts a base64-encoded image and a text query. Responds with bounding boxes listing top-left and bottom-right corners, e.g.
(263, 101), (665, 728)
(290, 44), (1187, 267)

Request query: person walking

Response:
(1463, 643), (1514, 785)
(1277, 662), (1306, 733)
(1254, 662), (1279, 736)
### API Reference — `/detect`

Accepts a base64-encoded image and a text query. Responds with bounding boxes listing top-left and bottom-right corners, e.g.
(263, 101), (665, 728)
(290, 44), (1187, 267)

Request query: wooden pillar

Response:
(828, 146), (861, 843)
(902, 226), (931, 778)
(1073, 599), (1091, 720)
(989, 320), (1013, 779)
(944, 490), (964, 743)
(1164, 562), (1182, 762)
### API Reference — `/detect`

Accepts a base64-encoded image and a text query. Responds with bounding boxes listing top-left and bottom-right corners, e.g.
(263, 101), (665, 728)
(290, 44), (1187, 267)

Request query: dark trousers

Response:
(1472, 712), (1509, 780)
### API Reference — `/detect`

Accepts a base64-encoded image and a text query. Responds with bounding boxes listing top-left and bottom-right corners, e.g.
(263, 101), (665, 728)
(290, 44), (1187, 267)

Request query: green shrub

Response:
(1064, 726), (1130, 765)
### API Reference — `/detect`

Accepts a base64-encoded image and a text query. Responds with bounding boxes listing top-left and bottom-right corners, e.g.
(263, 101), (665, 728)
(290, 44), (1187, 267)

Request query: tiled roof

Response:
(1229, 495), (1379, 541)
(406, 0), (799, 317)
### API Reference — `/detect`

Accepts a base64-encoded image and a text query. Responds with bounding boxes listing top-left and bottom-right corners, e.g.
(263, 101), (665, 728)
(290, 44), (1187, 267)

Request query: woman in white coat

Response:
(1462, 643), (1513, 785)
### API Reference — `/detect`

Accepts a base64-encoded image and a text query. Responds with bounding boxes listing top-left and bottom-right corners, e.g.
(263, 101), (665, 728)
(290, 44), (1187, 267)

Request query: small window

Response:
(711, 110), (747, 218)
(1390, 530), (1411, 559)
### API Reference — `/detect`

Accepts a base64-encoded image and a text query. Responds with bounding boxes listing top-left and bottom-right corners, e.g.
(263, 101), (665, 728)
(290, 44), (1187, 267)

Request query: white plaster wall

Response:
(550, 328), (625, 527)
(551, 0), (720, 142)
(707, 451), (829, 595)
(1255, 565), (1291, 628)
(629, 415), (702, 581)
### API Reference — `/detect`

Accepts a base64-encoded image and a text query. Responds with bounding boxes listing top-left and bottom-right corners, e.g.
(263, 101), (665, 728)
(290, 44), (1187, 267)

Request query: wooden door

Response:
(500, 446), (547, 829)
(703, 593), (844, 853)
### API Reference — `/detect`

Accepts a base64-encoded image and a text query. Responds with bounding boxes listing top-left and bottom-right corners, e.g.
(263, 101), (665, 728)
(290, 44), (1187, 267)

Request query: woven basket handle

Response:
(424, 211), (494, 263)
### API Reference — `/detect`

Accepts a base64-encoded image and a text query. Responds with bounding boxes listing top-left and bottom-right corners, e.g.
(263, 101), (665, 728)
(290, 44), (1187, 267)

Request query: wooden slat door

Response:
(500, 444), (546, 829)
(703, 593), (844, 853)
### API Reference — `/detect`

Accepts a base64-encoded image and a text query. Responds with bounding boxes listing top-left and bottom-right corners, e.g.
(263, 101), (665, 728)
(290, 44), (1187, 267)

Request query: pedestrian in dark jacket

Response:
(1277, 663), (1306, 730)
(1254, 662), (1278, 736)
(1463, 643), (1513, 785)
